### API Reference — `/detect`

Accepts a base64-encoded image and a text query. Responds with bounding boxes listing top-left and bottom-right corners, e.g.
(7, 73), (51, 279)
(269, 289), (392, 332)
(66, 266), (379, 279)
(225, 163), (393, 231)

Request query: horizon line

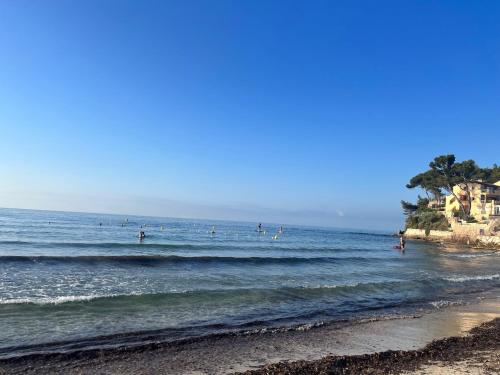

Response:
(0, 206), (393, 234)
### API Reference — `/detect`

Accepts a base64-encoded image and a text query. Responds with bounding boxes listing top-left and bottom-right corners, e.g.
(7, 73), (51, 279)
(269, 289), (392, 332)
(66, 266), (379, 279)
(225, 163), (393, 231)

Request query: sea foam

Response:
(443, 274), (500, 283)
(0, 294), (114, 305)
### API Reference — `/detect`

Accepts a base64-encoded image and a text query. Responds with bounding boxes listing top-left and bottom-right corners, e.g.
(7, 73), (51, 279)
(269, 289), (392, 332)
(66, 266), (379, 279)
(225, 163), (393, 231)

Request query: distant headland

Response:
(402, 154), (500, 248)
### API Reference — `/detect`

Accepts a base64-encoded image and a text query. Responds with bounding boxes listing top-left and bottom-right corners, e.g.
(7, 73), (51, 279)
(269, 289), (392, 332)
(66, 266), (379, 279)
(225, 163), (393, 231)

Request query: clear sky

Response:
(0, 1), (499, 230)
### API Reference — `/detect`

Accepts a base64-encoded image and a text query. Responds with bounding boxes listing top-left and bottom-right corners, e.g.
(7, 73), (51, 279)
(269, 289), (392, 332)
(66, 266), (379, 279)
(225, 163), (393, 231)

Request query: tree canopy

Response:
(401, 197), (448, 232)
(405, 154), (499, 218)
(406, 170), (445, 201)
(481, 164), (500, 183)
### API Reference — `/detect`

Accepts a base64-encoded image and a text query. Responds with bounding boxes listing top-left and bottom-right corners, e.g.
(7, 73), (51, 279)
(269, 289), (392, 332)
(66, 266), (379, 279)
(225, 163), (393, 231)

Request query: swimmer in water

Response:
(138, 231), (146, 240)
(211, 225), (216, 235)
(257, 223), (262, 232)
(278, 225), (283, 234)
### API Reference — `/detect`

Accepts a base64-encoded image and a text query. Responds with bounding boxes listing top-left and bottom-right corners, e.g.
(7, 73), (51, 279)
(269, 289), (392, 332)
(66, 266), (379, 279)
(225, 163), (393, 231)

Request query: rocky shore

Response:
(404, 228), (500, 250)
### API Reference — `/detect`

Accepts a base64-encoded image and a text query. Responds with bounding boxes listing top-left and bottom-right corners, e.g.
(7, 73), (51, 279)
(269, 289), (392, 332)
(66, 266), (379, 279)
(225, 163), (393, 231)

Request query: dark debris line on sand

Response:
(237, 318), (500, 375)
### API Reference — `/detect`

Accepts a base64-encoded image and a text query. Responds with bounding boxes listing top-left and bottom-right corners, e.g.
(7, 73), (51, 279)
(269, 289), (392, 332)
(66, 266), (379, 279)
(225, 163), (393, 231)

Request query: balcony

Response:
(480, 185), (500, 198)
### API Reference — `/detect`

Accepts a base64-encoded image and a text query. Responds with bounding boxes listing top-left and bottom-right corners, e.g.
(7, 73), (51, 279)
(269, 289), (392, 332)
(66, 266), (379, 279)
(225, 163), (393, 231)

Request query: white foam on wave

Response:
(0, 294), (108, 305)
(430, 300), (463, 309)
(242, 321), (325, 335)
(304, 283), (360, 289)
(0, 289), (206, 305)
(356, 314), (422, 323)
(443, 252), (497, 258)
(444, 274), (500, 282)
(299, 280), (397, 290)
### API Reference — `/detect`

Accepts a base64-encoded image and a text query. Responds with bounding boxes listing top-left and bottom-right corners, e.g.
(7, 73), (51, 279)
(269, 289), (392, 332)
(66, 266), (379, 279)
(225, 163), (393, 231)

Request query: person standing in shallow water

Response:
(399, 233), (406, 250)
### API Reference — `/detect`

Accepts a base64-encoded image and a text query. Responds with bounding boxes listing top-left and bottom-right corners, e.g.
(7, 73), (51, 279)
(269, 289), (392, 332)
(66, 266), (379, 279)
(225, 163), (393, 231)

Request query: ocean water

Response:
(0, 208), (499, 357)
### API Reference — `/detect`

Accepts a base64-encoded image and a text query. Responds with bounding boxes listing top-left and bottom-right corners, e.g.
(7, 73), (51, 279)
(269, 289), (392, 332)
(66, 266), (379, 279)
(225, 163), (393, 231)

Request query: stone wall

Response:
(404, 228), (452, 241)
(404, 226), (500, 249)
(450, 222), (489, 238)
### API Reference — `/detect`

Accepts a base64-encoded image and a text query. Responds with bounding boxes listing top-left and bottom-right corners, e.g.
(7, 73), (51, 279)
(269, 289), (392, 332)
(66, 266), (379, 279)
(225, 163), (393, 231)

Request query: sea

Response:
(0, 208), (499, 358)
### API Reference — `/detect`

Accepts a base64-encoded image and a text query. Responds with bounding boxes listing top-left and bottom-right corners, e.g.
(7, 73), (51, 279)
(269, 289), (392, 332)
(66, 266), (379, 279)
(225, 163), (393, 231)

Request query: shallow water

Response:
(0, 208), (499, 356)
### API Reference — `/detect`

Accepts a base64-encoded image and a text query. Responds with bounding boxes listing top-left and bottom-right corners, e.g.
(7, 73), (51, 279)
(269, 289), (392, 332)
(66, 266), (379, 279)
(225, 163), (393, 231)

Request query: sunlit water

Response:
(0, 208), (499, 356)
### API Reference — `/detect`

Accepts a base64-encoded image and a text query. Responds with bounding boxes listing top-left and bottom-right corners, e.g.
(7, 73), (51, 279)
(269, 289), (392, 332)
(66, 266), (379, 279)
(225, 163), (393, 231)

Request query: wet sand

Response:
(242, 316), (500, 375)
(0, 298), (499, 374)
(242, 318), (500, 375)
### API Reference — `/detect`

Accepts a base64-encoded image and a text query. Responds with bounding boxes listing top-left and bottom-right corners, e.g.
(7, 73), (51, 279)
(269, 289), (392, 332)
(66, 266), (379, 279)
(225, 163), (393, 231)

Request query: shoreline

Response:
(1, 297), (499, 374)
(240, 317), (500, 375)
(404, 229), (500, 250)
(408, 236), (500, 251)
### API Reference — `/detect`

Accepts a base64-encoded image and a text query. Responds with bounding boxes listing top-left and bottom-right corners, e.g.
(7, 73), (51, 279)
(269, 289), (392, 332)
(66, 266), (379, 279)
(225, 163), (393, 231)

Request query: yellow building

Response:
(445, 180), (500, 222)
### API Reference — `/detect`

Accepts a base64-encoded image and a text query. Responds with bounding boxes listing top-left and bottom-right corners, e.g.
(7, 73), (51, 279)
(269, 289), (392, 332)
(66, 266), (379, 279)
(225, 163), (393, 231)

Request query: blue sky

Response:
(0, 1), (499, 230)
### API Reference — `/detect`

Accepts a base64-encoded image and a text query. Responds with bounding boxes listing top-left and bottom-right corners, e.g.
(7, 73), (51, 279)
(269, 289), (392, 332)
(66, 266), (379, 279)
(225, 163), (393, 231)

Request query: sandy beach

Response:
(242, 315), (500, 375)
(1, 297), (499, 375)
